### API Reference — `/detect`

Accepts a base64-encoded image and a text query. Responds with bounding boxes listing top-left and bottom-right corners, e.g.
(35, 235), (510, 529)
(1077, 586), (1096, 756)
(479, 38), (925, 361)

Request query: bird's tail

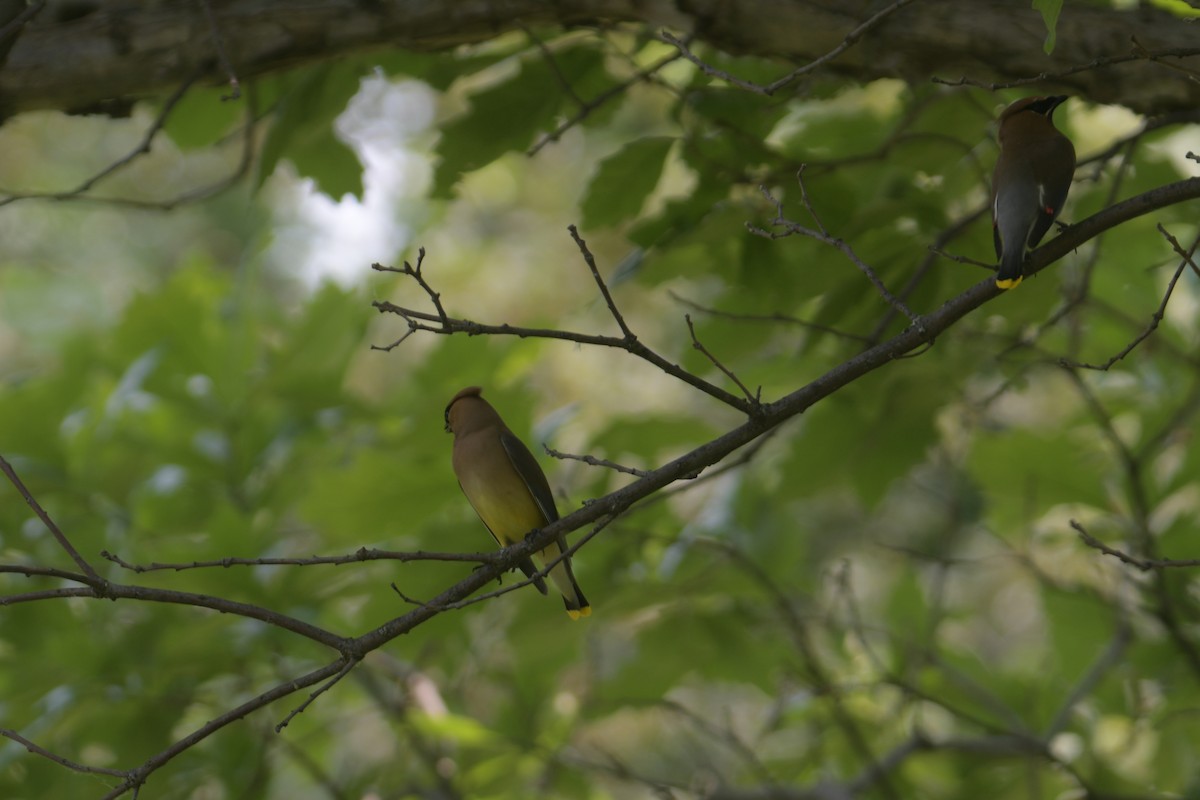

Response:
(540, 541), (592, 620)
(561, 584), (591, 620)
(995, 239), (1025, 290)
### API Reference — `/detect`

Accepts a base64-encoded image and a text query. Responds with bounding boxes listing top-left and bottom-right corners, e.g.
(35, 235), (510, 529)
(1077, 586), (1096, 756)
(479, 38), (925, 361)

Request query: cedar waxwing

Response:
(991, 95), (1076, 290)
(444, 386), (591, 619)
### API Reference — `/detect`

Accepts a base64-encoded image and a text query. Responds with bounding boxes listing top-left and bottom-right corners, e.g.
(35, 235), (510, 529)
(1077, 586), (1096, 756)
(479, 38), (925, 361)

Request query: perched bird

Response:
(991, 95), (1076, 290)
(444, 386), (591, 619)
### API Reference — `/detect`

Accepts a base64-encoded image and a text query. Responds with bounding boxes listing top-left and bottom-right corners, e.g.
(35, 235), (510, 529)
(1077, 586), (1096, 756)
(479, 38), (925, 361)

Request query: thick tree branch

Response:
(369, 174), (1200, 648)
(1, 0), (1197, 116)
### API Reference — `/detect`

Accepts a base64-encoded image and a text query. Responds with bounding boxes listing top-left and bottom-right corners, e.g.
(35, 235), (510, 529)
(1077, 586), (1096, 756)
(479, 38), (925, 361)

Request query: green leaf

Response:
(627, 170), (729, 251)
(581, 137), (674, 229)
(1033, 0), (1063, 53)
(1042, 588), (1119, 697)
(258, 63), (365, 199)
(161, 86), (244, 150)
(432, 45), (609, 196)
(968, 424), (1110, 534)
(1147, 0), (1200, 18)
(374, 48), (524, 91)
(781, 362), (946, 506)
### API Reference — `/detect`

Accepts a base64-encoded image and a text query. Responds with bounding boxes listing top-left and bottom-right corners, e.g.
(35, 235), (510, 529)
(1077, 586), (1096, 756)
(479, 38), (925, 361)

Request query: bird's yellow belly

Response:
(460, 471), (545, 545)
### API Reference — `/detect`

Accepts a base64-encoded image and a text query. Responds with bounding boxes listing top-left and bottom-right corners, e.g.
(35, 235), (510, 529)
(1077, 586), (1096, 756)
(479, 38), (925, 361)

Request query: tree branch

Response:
(3, 1), (1196, 116)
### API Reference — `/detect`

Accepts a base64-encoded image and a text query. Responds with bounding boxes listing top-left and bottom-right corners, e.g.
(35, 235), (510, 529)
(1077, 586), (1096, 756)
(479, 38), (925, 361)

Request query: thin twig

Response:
(1073, 520), (1200, 571)
(276, 656), (361, 732)
(751, 179), (922, 326)
(544, 445), (650, 477)
(0, 454), (104, 586)
(530, 50), (684, 155)
(669, 290), (872, 343)
(0, 583), (348, 650)
(1059, 227), (1197, 370)
(372, 248), (450, 332)
(197, 0), (241, 100)
(1064, 375), (1200, 681)
(0, 69), (201, 207)
(100, 659), (349, 800)
(685, 314), (761, 406)
(695, 536), (902, 800)
(933, 44), (1200, 89)
(0, 563), (89, 581)
(659, 0), (916, 96)
(0, 728), (126, 778)
(516, 20), (586, 105)
(101, 546), (493, 573)
(374, 237), (757, 414)
(0, 68), (257, 210)
(374, 297), (753, 412)
(1044, 616), (1133, 737)
(568, 225), (635, 338)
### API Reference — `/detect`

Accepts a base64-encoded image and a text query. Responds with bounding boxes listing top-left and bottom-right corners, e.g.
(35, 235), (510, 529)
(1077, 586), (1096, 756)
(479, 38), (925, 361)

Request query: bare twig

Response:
(0, 582), (347, 650)
(869, 206), (991, 344)
(0, 67), (257, 209)
(198, 0), (241, 99)
(372, 248), (449, 330)
(669, 290), (872, 343)
(544, 444), (650, 478)
(0, 562), (90, 582)
(516, 20), (586, 105)
(100, 659), (350, 799)
(685, 314), (761, 405)
(1064, 374), (1200, 680)
(375, 234), (758, 414)
(1044, 614), (1133, 737)
(569, 225), (635, 338)
(1060, 227), (1198, 370)
(276, 656), (361, 732)
(101, 546), (494, 573)
(659, 0), (917, 96)
(933, 44), (1200, 89)
(373, 298), (753, 412)
(695, 536), (902, 800)
(0, 68), (202, 207)
(751, 179), (922, 326)
(1072, 520), (1200, 571)
(1131, 35), (1200, 83)
(0, 728), (126, 778)
(0, 454), (105, 587)
(530, 49), (684, 155)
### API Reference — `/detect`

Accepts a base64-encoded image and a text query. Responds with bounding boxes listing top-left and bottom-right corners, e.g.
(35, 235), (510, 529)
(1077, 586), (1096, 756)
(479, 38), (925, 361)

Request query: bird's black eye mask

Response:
(444, 402), (455, 433)
(1026, 96), (1067, 119)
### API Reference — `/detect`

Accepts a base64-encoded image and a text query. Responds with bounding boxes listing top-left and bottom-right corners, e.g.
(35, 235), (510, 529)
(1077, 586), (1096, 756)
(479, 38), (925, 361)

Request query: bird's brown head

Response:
(444, 386), (491, 435)
(998, 95), (1069, 131)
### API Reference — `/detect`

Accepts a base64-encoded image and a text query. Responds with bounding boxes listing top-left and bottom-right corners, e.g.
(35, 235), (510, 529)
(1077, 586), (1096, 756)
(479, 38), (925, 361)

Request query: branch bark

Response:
(1, 0), (1196, 116)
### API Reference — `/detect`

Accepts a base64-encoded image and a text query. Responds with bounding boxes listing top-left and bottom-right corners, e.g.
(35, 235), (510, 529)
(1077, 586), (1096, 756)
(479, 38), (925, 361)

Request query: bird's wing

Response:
(499, 430), (560, 524)
(1026, 139), (1076, 247)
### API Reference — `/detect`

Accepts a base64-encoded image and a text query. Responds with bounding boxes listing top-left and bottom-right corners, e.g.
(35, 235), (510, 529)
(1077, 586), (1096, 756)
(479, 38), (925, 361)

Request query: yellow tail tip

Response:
(566, 606), (592, 620)
(995, 276), (1023, 290)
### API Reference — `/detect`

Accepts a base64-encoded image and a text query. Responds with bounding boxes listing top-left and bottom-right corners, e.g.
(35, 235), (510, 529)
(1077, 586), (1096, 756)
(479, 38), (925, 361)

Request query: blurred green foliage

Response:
(1, 23), (1199, 800)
